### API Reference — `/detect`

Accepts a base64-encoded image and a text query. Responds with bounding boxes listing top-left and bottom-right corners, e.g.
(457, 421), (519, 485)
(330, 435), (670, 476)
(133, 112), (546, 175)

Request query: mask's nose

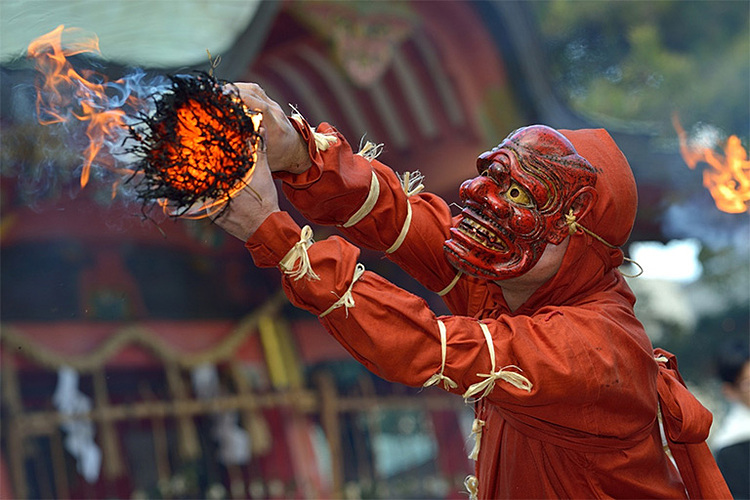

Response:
(459, 178), (473, 197)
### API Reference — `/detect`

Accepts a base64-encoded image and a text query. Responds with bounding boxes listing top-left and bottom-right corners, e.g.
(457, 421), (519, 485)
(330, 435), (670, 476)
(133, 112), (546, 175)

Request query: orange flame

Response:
(156, 103), (263, 218)
(27, 26), (260, 219)
(27, 25), (132, 188)
(673, 115), (750, 214)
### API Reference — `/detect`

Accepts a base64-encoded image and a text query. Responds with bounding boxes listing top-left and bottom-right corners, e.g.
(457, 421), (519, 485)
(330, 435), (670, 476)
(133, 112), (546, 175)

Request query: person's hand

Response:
(233, 82), (311, 174)
(211, 138), (280, 241)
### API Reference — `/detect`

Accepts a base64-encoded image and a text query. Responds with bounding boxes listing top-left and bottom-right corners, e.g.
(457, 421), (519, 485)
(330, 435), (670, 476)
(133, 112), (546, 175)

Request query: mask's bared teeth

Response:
(458, 215), (506, 251)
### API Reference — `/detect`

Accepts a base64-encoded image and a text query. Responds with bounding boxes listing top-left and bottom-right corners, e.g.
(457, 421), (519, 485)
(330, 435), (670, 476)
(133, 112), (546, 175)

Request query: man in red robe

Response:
(212, 83), (731, 499)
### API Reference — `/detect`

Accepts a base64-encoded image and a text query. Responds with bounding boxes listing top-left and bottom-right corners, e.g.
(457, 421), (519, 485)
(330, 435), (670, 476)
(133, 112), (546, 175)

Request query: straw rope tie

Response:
(464, 475), (479, 500)
(468, 418), (485, 461)
(279, 225), (319, 281)
(657, 401), (680, 470)
(319, 263), (366, 318)
(463, 323), (533, 401)
(565, 209), (619, 245)
(384, 171), (424, 254)
(400, 170), (425, 197)
(565, 209), (643, 278)
(341, 147), (410, 229)
(356, 140), (384, 162)
(289, 111), (338, 151)
(437, 271), (462, 296)
(343, 171), (380, 228)
(423, 320), (458, 391)
(385, 202), (411, 254)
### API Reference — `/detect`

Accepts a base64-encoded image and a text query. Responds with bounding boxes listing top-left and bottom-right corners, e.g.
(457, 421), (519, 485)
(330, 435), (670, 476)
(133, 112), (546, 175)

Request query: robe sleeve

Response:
(654, 349), (733, 499)
(272, 119), (462, 296)
(246, 212), (656, 440)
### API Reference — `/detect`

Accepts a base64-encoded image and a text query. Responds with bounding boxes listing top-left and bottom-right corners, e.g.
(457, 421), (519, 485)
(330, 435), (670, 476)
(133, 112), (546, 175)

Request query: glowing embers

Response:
(27, 26), (261, 219)
(128, 73), (262, 217)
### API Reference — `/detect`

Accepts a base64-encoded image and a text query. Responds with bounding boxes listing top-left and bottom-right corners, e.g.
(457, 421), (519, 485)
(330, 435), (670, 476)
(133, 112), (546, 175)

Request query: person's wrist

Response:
(244, 208), (281, 241)
(278, 115), (314, 175)
(212, 203), (280, 243)
(267, 135), (311, 174)
(287, 141), (312, 174)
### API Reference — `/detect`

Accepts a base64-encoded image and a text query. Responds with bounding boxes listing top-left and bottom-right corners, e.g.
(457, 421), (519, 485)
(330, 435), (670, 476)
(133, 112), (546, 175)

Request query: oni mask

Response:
(444, 125), (599, 280)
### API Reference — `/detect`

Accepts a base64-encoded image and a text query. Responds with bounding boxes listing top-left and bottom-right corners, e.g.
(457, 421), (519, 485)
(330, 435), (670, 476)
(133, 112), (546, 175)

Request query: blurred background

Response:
(0, 1), (747, 498)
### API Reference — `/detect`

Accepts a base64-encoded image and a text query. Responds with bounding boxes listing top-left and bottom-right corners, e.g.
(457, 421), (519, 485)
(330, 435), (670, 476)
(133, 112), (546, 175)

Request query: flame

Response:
(27, 25), (133, 188)
(155, 102), (263, 218)
(27, 26), (261, 219)
(163, 100), (252, 192)
(673, 115), (750, 214)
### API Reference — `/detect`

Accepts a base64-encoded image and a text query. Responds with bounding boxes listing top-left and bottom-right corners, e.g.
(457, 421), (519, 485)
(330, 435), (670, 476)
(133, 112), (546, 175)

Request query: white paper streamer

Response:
(53, 367), (102, 483)
(191, 364), (251, 465)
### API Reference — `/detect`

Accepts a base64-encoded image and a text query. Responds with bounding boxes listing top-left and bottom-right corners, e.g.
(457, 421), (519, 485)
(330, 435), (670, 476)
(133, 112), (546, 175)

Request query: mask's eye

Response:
(505, 181), (533, 206)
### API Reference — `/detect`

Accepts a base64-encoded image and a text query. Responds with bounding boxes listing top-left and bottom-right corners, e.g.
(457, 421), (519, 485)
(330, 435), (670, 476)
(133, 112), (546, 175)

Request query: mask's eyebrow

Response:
(476, 155), (492, 174)
(477, 148), (511, 173)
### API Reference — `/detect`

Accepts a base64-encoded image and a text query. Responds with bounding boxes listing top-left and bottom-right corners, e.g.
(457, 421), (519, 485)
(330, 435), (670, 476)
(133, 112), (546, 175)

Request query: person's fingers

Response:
(250, 139), (273, 188)
(235, 82), (268, 99)
(232, 84), (263, 114)
(234, 82), (276, 112)
(213, 144), (278, 241)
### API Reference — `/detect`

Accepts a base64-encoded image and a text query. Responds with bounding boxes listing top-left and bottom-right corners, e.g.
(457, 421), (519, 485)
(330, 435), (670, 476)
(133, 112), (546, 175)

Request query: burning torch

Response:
(27, 25), (263, 218)
(126, 72), (263, 217)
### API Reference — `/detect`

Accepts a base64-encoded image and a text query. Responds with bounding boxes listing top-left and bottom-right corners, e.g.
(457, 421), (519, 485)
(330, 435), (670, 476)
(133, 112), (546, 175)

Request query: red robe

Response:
(246, 120), (731, 499)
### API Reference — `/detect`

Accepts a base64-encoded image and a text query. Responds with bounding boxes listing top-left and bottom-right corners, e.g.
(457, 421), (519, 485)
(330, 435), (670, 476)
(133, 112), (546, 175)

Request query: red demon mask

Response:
(444, 125), (599, 280)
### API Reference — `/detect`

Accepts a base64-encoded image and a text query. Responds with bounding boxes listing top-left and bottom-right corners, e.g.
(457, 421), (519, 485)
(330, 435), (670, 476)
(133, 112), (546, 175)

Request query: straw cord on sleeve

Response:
(342, 171), (380, 228)
(437, 271), (462, 296)
(289, 111), (338, 151)
(462, 323), (533, 401)
(319, 263), (366, 318)
(422, 320), (458, 391)
(279, 225), (319, 281)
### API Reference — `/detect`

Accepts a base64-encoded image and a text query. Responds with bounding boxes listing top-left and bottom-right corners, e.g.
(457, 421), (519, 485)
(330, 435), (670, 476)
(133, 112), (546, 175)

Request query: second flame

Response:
(673, 115), (750, 214)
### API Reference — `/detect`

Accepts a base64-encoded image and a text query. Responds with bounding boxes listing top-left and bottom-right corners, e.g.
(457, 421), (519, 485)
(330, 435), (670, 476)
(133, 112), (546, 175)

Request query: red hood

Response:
(518, 128), (638, 313)
(562, 128), (638, 251)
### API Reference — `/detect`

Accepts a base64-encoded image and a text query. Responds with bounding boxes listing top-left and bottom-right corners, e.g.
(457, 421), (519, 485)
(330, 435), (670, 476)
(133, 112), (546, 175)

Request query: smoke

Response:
(36, 63), (170, 179)
(14, 25), (174, 209)
(663, 195), (750, 250)
(9, 72), (169, 211)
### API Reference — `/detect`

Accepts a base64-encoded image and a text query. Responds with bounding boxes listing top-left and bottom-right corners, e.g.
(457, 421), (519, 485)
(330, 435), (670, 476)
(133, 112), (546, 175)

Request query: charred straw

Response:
(126, 72), (262, 216)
